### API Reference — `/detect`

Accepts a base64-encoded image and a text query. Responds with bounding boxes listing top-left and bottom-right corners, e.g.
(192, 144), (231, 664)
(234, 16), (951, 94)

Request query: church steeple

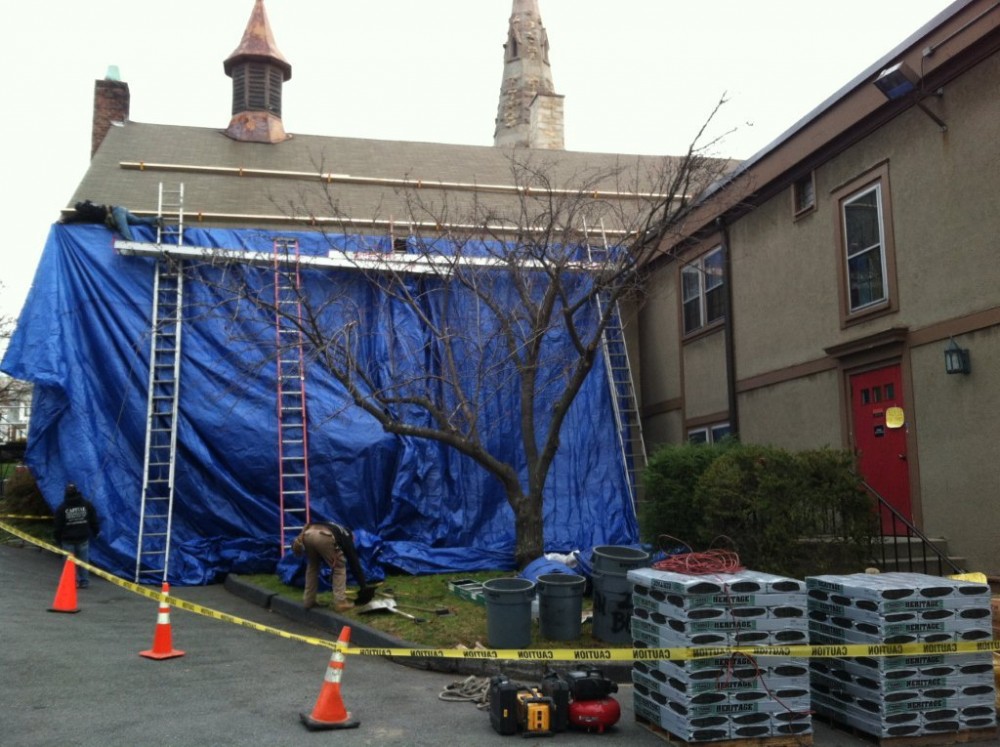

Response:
(224, 0), (292, 144)
(493, 0), (564, 149)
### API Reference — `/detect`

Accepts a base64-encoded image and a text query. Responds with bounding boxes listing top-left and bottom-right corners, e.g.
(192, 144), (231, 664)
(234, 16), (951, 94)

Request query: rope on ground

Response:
(439, 675), (492, 709)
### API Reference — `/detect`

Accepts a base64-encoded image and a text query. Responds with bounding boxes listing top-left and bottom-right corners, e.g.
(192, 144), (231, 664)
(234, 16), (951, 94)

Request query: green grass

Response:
(3, 509), (606, 650)
(242, 570), (609, 650)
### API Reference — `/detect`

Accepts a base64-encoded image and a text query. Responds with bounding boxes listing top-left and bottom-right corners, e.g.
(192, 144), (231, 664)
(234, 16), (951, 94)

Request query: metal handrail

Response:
(860, 480), (965, 576)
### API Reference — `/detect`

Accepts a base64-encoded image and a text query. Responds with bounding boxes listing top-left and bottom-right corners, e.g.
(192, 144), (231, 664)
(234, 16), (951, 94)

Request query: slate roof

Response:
(67, 121), (682, 237)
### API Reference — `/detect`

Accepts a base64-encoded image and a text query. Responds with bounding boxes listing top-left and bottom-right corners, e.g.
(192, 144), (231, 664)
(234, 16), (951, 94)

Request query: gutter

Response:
(717, 217), (739, 439)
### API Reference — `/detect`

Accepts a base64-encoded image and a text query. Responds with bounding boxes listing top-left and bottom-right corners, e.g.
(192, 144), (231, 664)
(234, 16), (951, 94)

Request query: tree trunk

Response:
(510, 489), (545, 569)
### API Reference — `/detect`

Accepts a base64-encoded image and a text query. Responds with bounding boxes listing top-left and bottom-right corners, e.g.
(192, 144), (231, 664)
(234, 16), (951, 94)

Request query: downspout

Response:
(717, 216), (740, 439)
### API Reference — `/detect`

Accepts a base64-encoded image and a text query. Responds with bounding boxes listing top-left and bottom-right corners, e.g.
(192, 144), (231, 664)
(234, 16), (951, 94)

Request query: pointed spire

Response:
(224, 0), (292, 144)
(494, 0), (563, 149)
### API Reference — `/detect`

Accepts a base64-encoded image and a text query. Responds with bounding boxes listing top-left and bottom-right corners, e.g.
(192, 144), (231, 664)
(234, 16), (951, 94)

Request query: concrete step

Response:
(867, 536), (966, 575)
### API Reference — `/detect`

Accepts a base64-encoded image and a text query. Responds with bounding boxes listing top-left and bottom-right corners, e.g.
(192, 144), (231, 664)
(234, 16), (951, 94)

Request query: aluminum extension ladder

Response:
(586, 222), (648, 515)
(134, 183), (185, 584)
(273, 238), (312, 554)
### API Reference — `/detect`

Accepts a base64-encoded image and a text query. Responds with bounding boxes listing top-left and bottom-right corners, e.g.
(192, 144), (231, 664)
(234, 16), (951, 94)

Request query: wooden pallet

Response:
(812, 713), (998, 746)
(636, 715), (813, 746)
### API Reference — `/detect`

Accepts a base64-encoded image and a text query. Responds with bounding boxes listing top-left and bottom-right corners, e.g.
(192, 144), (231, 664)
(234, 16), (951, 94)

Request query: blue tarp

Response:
(2, 223), (638, 585)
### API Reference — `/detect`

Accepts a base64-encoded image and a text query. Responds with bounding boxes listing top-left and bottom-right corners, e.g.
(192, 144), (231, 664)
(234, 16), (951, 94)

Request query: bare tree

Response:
(193, 108), (734, 567)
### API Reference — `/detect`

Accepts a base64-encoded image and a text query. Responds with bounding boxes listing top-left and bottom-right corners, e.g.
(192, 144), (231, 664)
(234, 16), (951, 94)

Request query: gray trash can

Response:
(590, 545), (650, 644)
(483, 577), (536, 648)
(537, 573), (586, 641)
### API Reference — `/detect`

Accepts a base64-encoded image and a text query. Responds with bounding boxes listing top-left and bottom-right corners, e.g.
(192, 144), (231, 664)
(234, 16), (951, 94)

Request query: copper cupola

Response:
(223, 0), (292, 143)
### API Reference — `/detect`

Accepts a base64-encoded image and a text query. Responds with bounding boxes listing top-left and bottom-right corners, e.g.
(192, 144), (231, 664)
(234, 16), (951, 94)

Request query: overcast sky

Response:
(1, 0), (955, 329)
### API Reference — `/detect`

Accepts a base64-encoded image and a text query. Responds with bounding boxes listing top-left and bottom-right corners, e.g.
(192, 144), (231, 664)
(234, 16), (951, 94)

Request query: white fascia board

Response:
(114, 241), (602, 275)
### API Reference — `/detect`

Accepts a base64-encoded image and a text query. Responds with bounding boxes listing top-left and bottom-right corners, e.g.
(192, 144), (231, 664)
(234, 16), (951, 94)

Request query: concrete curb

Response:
(223, 574), (634, 683)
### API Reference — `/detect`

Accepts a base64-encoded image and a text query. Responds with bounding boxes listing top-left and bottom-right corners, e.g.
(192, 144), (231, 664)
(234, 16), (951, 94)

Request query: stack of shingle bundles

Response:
(628, 567), (811, 742)
(807, 572), (996, 739)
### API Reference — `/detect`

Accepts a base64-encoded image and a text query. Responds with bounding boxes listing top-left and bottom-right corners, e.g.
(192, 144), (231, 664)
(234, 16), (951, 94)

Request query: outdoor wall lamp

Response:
(874, 61), (947, 132)
(944, 338), (971, 375)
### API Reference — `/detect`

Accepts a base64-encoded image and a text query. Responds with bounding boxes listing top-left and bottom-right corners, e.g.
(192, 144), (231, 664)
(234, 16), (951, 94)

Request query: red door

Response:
(850, 365), (912, 530)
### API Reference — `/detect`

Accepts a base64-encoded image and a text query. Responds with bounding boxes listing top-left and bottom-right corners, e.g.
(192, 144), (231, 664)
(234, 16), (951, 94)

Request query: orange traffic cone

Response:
(300, 626), (360, 731)
(139, 582), (185, 660)
(48, 556), (81, 614)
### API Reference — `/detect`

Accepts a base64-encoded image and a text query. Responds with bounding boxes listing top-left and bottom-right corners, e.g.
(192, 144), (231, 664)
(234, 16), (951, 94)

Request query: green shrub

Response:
(0, 465), (50, 517)
(640, 442), (874, 577)
(639, 439), (736, 549)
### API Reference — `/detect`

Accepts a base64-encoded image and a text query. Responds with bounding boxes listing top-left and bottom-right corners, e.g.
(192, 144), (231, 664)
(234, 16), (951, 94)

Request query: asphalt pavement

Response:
(3, 540), (997, 746)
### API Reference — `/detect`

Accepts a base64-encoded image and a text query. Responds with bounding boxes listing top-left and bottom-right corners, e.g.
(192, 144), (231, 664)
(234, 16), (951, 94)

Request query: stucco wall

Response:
(636, 262), (681, 410)
(682, 331), (729, 420)
(737, 370), (843, 451)
(643, 409), (684, 453)
(728, 200), (841, 379)
(909, 326), (1000, 575)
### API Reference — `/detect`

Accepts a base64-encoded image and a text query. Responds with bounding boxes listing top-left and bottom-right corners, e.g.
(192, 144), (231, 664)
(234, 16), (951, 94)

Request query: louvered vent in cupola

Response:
(231, 63), (283, 116)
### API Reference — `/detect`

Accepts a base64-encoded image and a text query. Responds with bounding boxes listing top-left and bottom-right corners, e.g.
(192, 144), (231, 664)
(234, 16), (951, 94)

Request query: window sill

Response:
(841, 302), (896, 329)
(682, 318), (725, 343)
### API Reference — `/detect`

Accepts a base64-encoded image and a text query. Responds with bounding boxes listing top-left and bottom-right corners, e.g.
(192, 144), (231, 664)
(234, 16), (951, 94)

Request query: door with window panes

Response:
(850, 365), (911, 531)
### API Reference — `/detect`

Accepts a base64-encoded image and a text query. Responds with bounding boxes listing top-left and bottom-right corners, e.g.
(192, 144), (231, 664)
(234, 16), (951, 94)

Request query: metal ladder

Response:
(586, 222), (647, 515)
(273, 238), (311, 554)
(156, 183), (184, 246)
(134, 184), (185, 584)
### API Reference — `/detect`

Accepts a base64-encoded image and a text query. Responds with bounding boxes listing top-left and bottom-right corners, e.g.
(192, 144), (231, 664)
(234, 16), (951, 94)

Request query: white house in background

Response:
(1, 377), (32, 443)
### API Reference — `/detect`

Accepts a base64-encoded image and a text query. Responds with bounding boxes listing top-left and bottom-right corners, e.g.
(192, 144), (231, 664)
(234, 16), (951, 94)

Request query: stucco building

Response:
(637, 0), (1000, 574)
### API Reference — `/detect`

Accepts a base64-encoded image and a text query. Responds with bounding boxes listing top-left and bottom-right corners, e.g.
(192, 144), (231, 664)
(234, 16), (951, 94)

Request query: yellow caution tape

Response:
(345, 640), (999, 661)
(3, 520), (997, 661)
(1, 520), (340, 652)
(0, 514), (52, 520)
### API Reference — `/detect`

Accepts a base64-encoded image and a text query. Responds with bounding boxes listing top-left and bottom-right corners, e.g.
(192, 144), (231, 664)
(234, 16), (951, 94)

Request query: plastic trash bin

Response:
(483, 577), (536, 648)
(590, 545), (650, 644)
(537, 573), (586, 641)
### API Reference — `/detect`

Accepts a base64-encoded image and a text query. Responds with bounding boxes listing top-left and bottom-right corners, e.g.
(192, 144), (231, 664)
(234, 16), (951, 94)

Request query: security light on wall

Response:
(873, 60), (947, 132)
(944, 338), (971, 375)
(874, 62), (920, 100)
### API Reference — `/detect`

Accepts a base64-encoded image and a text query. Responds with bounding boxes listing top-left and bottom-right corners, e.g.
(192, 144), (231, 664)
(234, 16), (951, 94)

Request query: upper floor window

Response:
(843, 184), (887, 311)
(793, 173), (816, 217)
(834, 163), (897, 326)
(682, 247), (725, 335)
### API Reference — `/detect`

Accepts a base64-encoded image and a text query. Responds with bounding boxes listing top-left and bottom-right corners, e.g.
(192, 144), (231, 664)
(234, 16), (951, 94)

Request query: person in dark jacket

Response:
(52, 483), (101, 589)
(291, 521), (373, 611)
(62, 199), (160, 241)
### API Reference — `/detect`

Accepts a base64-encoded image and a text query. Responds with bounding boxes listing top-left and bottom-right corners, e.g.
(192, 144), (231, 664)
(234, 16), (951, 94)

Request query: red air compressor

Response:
(489, 669), (620, 736)
(568, 698), (621, 734)
(563, 669), (621, 733)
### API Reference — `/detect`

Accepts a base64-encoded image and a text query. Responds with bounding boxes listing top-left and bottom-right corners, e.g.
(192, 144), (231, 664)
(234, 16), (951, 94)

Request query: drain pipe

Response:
(717, 216), (740, 439)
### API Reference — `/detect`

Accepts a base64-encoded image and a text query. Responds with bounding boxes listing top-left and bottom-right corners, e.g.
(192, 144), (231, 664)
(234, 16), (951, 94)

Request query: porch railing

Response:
(861, 480), (965, 576)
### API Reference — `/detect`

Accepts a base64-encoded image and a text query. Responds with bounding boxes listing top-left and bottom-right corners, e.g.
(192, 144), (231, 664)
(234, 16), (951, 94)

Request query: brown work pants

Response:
(301, 526), (347, 607)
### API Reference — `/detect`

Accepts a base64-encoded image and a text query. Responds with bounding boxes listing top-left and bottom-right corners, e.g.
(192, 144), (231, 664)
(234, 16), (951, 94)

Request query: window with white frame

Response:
(688, 422), (731, 445)
(681, 247), (725, 334)
(842, 184), (888, 312)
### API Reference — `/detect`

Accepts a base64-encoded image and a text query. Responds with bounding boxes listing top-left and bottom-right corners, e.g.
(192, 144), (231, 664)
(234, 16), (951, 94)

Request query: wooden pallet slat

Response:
(636, 714), (814, 747)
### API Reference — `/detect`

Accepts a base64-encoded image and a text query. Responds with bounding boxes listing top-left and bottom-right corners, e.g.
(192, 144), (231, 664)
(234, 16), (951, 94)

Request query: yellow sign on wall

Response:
(885, 406), (905, 429)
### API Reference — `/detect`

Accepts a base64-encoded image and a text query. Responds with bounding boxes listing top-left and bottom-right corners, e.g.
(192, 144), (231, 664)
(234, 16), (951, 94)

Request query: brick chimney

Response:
(92, 66), (130, 158)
